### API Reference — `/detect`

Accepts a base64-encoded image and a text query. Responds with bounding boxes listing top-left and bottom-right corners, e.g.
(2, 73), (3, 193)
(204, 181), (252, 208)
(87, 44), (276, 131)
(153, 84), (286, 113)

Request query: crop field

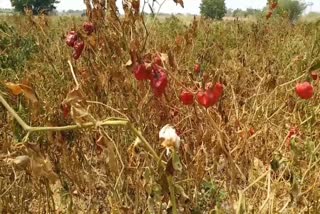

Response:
(0, 4), (320, 214)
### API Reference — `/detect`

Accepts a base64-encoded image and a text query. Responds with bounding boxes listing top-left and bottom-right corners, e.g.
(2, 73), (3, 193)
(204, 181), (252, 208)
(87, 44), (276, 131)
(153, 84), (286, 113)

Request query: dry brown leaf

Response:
(5, 155), (31, 170)
(12, 155), (31, 169)
(173, 0), (184, 8)
(5, 82), (23, 95)
(161, 139), (176, 150)
(62, 88), (84, 106)
(62, 87), (96, 126)
(70, 104), (95, 126)
(5, 82), (38, 103)
(96, 135), (107, 152)
(19, 84), (38, 103)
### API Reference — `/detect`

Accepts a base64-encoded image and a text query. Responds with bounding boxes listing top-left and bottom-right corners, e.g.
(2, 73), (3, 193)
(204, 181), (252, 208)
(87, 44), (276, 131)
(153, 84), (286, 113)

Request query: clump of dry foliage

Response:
(0, 0), (320, 213)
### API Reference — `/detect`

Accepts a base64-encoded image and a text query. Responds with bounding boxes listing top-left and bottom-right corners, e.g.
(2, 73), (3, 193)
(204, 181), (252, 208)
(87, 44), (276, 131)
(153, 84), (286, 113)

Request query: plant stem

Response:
(27, 119), (129, 132)
(1, 92), (164, 165)
(127, 123), (163, 164)
(167, 175), (178, 214)
(0, 93), (30, 130)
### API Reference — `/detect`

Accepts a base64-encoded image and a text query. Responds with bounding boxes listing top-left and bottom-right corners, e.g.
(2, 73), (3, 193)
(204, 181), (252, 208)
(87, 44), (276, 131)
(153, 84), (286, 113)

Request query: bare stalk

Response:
(68, 60), (79, 89)
(1, 91), (164, 167)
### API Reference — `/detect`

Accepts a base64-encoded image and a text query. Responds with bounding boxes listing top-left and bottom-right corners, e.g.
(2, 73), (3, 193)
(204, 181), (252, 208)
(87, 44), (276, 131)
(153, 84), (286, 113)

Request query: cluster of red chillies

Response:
(133, 54), (168, 97)
(180, 63), (224, 108)
(65, 21), (94, 60)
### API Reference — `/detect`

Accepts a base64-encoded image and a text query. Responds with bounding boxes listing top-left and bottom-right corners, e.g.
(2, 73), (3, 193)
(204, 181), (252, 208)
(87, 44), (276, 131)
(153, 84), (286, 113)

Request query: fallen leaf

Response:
(5, 82), (23, 95)
(62, 88), (96, 126)
(5, 82), (38, 103)
(19, 84), (38, 103)
(70, 104), (96, 126)
(62, 88), (84, 106)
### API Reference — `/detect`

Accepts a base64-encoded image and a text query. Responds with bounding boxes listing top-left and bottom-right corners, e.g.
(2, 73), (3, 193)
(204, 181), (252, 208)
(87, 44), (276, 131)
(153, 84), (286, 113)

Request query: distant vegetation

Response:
(273, 0), (307, 21)
(200, 0), (227, 20)
(10, 0), (58, 14)
(232, 8), (263, 18)
(200, 0), (316, 22)
(0, 8), (14, 14)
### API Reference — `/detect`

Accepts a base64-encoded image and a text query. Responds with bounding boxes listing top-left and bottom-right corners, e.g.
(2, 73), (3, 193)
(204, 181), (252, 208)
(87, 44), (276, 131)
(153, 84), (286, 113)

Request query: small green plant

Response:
(0, 22), (37, 73)
(197, 180), (227, 211)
